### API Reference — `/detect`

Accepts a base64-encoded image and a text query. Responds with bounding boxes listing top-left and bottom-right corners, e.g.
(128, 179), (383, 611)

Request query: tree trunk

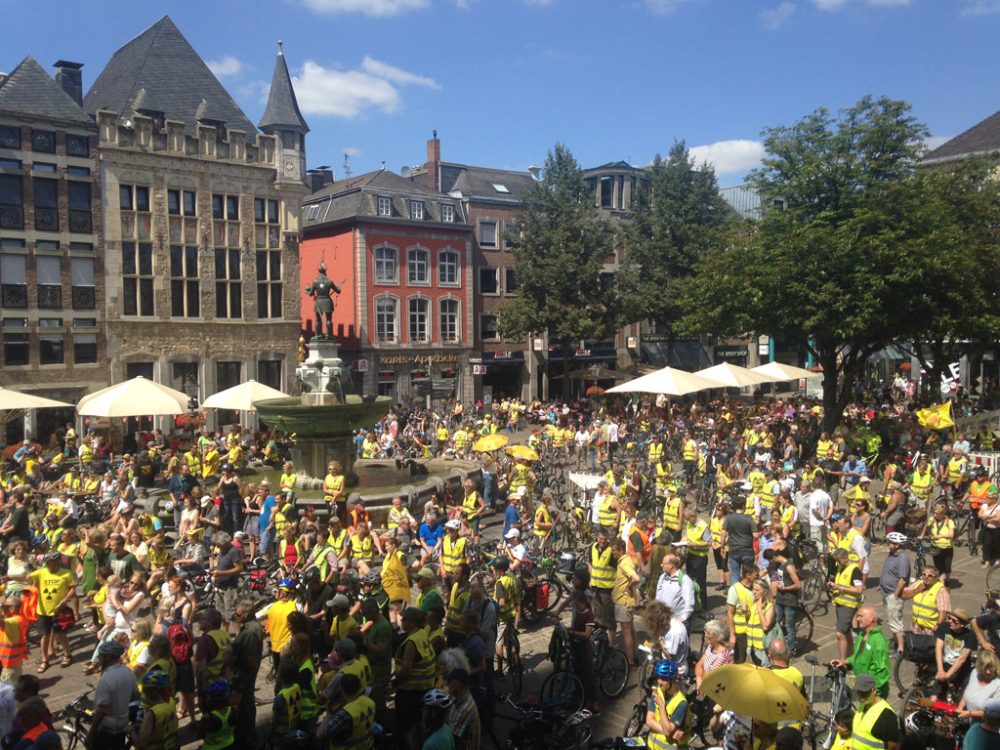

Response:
(561, 339), (573, 400)
(820, 349), (842, 433)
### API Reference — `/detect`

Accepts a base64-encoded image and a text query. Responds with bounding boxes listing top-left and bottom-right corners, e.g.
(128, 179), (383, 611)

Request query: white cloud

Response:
(688, 139), (767, 176)
(302, 0), (428, 16)
(360, 57), (441, 90)
(206, 55), (244, 77)
(523, 0), (557, 5)
(962, 0), (1000, 15)
(643, 0), (695, 14)
(761, 2), (796, 28)
(810, 0), (912, 8)
(810, 0), (847, 9)
(344, 146), (362, 157)
(292, 59), (440, 119)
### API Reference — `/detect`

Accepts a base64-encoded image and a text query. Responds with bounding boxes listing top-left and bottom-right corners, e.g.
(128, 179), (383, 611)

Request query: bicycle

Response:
(899, 694), (972, 749)
(622, 643), (659, 738)
(498, 622), (524, 696)
(591, 623), (631, 698)
(53, 688), (94, 750)
(892, 632), (938, 696)
(498, 694), (593, 750)
(802, 656), (852, 750)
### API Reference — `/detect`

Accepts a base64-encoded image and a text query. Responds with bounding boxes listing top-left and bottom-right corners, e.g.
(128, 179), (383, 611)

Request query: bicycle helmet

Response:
(654, 659), (679, 681)
(281, 730), (312, 750)
(301, 567), (320, 586)
(278, 578), (296, 591)
(363, 571), (382, 586)
(886, 532), (908, 545)
(206, 678), (230, 698)
(141, 670), (170, 691)
(904, 708), (935, 736)
(422, 688), (454, 709)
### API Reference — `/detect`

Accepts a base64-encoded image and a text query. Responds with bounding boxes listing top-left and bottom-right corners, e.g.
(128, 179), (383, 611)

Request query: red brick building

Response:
(300, 169), (475, 404)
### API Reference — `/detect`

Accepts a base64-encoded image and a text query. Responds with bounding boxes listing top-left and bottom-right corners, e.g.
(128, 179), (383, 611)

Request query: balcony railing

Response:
(37, 285), (62, 309)
(34, 206), (58, 231)
(0, 204), (23, 229)
(1, 284), (27, 309)
(72, 286), (95, 310)
(69, 209), (92, 234)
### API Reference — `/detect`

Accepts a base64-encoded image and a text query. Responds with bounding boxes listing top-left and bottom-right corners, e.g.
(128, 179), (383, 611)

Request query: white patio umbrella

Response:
(695, 362), (773, 388)
(77, 376), (190, 417)
(202, 380), (289, 411)
(0, 388), (72, 410)
(749, 361), (822, 383)
(607, 366), (723, 396)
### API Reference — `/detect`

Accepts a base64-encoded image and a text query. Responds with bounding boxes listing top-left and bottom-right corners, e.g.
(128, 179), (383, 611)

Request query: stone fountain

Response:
(255, 336), (391, 484)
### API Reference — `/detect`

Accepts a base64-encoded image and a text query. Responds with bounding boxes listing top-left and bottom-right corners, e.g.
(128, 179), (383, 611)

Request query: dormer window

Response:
(411, 201), (424, 220)
(377, 197), (392, 217)
(441, 204), (454, 223)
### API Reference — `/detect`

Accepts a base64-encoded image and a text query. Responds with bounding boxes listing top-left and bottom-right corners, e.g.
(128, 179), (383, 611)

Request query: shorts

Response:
(466, 515), (482, 535)
(809, 525), (828, 549)
(883, 593), (904, 635)
(713, 547), (728, 571)
(217, 587), (238, 621)
(614, 604), (633, 623)
(176, 659), (196, 693)
(593, 588), (614, 629)
(395, 688), (423, 728)
(260, 529), (273, 555)
(835, 604), (857, 634)
(36, 614), (55, 636)
(496, 619), (512, 646)
(932, 547), (954, 575)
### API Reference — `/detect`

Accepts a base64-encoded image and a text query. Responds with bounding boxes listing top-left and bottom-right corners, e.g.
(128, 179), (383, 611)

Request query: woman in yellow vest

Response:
(746, 577), (776, 666)
(324, 461), (347, 526)
(710, 503), (730, 588)
(134, 671), (178, 750)
(348, 522), (381, 576)
(661, 489), (683, 543)
(829, 548), (863, 663)
(645, 659), (691, 750)
(128, 618), (153, 678)
(198, 678), (236, 750)
(921, 502), (955, 583)
(279, 461), (297, 496)
(380, 536), (411, 627)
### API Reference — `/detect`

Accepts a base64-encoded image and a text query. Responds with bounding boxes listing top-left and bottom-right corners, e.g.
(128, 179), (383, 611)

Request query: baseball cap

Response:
(854, 673), (876, 693)
(327, 594), (350, 608)
(445, 519), (461, 530)
(98, 640), (126, 659)
(985, 699), (1000, 718)
(504, 528), (521, 539)
(415, 567), (437, 580)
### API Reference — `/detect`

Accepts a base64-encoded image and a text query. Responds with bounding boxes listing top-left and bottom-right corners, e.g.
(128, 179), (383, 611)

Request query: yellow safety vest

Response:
(746, 601), (773, 651)
(333, 695), (377, 750)
(731, 582), (754, 636)
(274, 684), (302, 734)
(146, 699), (179, 750)
(683, 440), (698, 462)
(590, 544), (615, 590)
(662, 497), (682, 531)
(534, 505), (552, 538)
(462, 491), (482, 519)
(771, 665), (804, 729)
(655, 463), (673, 490)
(759, 481), (779, 511)
(948, 457), (966, 485)
(830, 528), (863, 566)
(299, 657), (319, 720)
(912, 580), (944, 630)
(649, 443), (664, 463)
(445, 582), (471, 634)
(205, 629), (230, 681)
(338, 657), (373, 697)
(394, 629), (436, 690)
(816, 440), (833, 460)
(598, 496), (620, 530)
(710, 516), (726, 551)
(832, 564), (862, 609)
(852, 700), (896, 750)
(328, 528), (349, 555)
(495, 573), (520, 622)
(442, 536), (467, 574)
(910, 468), (933, 499)
(748, 470), (766, 493)
(350, 534), (374, 563)
(202, 706), (234, 750)
(929, 518), (954, 550)
(647, 687), (692, 750)
(685, 520), (709, 557)
(781, 505), (799, 537)
(324, 474), (345, 504)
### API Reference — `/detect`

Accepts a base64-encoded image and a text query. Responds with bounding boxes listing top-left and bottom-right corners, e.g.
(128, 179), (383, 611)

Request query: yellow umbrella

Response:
(699, 664), (809, 722)
(506, 444), (539, 461)
(473, 434), (509, 452)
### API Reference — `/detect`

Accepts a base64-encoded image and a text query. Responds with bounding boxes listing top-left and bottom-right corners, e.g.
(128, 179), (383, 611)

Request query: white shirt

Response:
(607, 422), (619, 443)
(807, 489), (832, 527)
(590, 490), (609, 525)
(662, 617), (690, 675)
(654, 571), (695, 623)
(93, 662), (139, 733)
(508, 543), (526, 562)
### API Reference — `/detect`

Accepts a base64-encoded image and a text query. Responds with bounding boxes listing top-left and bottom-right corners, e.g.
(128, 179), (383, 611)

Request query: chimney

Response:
(53, 60), (84, 106)
(528, 165), (542, 181)
(308, 167), (334, 194)
(425, 129), (440, 190)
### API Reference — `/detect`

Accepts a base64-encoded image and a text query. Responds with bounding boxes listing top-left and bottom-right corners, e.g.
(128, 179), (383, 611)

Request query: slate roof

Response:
(303, 169), (469, 228)
(438, 163), (536, 203)
(922, 110), (1000, 164)
(0, 56), (91, 125)
(259, 46), (308, 134)
(83, 16), (256, 135)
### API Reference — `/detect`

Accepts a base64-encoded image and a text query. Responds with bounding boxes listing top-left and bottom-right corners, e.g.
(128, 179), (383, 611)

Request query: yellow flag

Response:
(916, 401), (954, 429)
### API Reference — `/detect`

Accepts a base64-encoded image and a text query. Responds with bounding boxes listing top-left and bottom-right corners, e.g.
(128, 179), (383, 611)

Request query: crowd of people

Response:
(0, 387), (997, 749)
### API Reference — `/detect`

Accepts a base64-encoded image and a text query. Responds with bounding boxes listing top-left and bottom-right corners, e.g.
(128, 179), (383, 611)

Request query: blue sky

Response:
(3, 0), (999, 187)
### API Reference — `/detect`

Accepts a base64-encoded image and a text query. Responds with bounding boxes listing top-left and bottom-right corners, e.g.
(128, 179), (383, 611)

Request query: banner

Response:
(916, 401), (954, 430)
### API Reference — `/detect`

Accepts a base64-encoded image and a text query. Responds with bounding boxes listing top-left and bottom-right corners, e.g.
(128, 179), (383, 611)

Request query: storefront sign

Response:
(354, 358), (368, 372)
(482, 351), (525, 363)
(714, 345), (748, 364)
(380, 353), (462, 366)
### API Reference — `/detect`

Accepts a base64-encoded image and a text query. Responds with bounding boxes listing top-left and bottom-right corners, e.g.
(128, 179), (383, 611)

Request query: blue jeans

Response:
(223, 497), (242, 535)
(775, 601), (799, 653)
(728, 553), (756, 587)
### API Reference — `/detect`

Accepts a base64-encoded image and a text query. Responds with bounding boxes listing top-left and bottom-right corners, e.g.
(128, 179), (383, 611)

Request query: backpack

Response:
(168, 621), (193, 663)
(678, 570), (702, 612)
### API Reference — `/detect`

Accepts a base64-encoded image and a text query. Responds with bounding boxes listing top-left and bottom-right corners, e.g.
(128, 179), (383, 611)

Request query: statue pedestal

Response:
(298, 337), (345, 406)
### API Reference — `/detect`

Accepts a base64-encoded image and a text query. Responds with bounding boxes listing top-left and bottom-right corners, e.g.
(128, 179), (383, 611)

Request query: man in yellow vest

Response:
(589, 528), (616, 636)
(393, 607), (436, 749)
(318, 672), (376, 750)
(682, 432), (698, 484)
(726, 561), (758, 664)
(681, 506), (711, 601)
(922, 502), (955, 584)
(654, 454), (674, 499)
(441, 519), (468, 584)
(850, 673), (899, 750)
(903, 565), (951, 636)
(767, 639), (806, 730)
(645, 658), (691, 750)
(661, 486), (683, 544)
(828, 548), (864, 663)
(908, 455), (934, 506)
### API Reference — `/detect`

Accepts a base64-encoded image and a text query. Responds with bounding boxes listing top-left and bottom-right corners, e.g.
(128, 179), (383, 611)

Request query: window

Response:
(306, 204), (320, 222)
(168, 190), (181, 215)
(122, 241), (154, 316)
(504, 268), (519, 295)
(257, 360), (282, 390)
(375, 296), (398, 343)
(37, 240), (59, 251)
(31, 130), (55, 153)
(408, 297), (429, 343)
(2, 318), (28, 366)
(32, 163), (56, 173)
(268, 199), (278, 223)
(74, 332), (97, 364)
(440, 298), (459, 343)
(36, 256), (61, 309)
(215, 248), (242, 319)
(440, 204), (454, 223)
(254, 198), (266, 223)
(480, 314), (499, 341)
(0, 175), (23, 229)
(492, 183), (510, 194)
(374, 246), (398, 284)
(73, 318), (96, 327)
(184, 191), (197, 216)
(479, 267), (499, 295)
(438, 248), (459, 285)
(126, 362), (154, 380)
(0, 158), (20, 170)
(377, 196), (392, 217)
(0, 126), (20, 149)
(70, 258), (95, 310)
(600, 176), (614, 208)
(39, 332), (64, 365)
(119, 184), (149, 211)
(170, 245), (200, 318)
(479, 220), (498, 248)
(254, 198), (278, 224)
(66, 166), (90, 177)
(66, 134), (89, 157)
(410, 201), (424, 220)
(70, 242), (93, 252)
(256, 249), (282, 319)
(212, 194), (224, 219)
(407, 247), (429, 284)
(1, 255), (27, 308)
(215, 361), (242, 426)
(226, 196), (239, 220)
(68, 181), (91, 233)
(33, 178), (58, 231)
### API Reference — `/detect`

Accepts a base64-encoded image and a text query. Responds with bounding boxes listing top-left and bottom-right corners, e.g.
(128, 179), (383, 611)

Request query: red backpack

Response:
(167, 621), (193, 663)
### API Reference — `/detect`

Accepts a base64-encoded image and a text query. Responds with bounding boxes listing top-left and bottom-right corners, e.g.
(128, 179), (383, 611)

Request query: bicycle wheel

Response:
(897, 681), (933, 719)
(506, 634), (524, 696)
(623, 700), (648, 737)
(987, 564), (1000, 592)
(794, 609), (814, 645)
(800, 571), (824, 614)
(599, 647), (631, 698)
(870, 514), (886, 544)
(57, 727), (81, 750)
(893, 654), (920, 696)
(969, 515), (980, 557)
(539, 669), (585, 713)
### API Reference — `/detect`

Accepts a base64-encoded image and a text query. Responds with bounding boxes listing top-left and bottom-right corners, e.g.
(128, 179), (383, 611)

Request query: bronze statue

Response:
(304, 263), (342, 339)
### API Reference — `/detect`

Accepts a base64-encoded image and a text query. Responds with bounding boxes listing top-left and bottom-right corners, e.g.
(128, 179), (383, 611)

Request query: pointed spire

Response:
(258, 43), (308, 134)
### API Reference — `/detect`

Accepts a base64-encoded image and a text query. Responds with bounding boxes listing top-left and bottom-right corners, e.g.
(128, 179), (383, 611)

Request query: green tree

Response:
(497, 144), (618, 395)
(678, 96), (930, 430)
(617, 142), (729, 361)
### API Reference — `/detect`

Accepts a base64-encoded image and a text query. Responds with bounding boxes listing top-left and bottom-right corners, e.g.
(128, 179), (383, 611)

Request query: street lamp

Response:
(182, 374), (200, 422)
